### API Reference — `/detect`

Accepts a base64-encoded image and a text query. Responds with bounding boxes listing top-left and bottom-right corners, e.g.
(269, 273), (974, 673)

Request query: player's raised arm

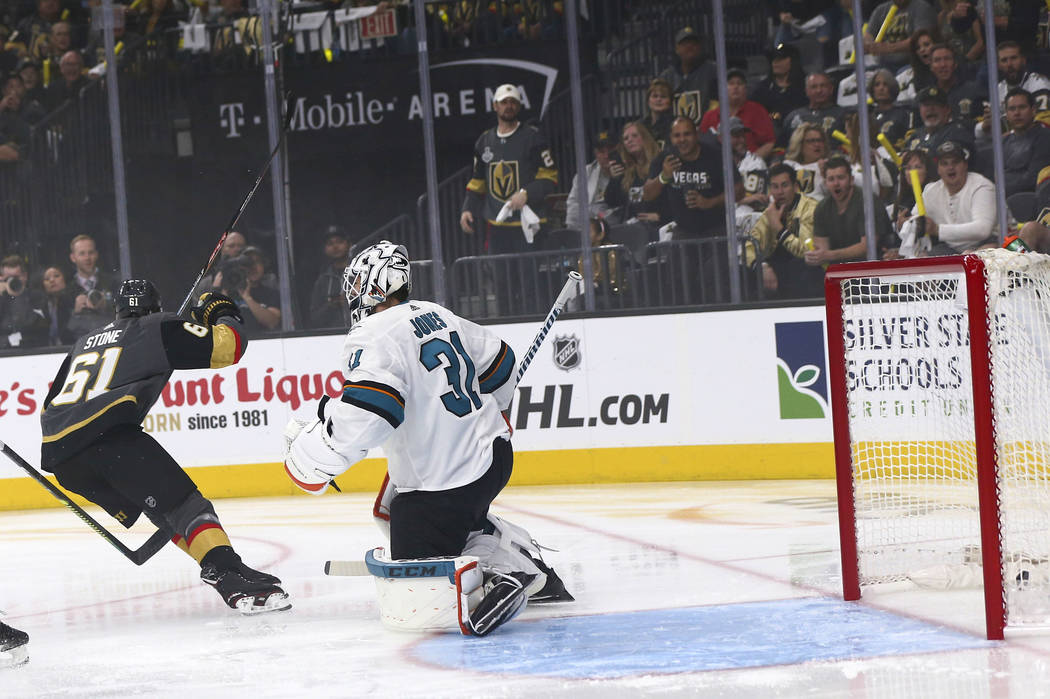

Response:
(160, 292), (246, 370)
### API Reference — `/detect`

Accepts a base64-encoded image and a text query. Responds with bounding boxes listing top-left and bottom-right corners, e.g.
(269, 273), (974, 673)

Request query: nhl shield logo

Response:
(553, 335), (581, 371)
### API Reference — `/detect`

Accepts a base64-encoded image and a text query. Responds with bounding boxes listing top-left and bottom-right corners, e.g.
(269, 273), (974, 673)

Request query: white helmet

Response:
(342, 241), (411, 327)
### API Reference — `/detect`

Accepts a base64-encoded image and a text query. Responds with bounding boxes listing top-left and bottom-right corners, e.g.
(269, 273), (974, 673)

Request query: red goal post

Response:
(824, 250), (1050, 641)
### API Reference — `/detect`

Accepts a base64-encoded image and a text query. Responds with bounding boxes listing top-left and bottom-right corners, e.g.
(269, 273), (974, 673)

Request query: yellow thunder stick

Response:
(874, 3), (899, 42)
(848, 23), (868, 63)
(877, 133), (901, 166)
(910, 169), (925, 216)
(832, 130), (852, 147)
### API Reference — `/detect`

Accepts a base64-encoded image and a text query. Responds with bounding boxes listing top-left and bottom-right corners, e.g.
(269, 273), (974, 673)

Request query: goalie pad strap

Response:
(373, 472), (393, 539)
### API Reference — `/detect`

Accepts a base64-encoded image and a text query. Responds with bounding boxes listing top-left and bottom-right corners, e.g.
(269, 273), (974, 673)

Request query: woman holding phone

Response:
(605, 121), (663, 239)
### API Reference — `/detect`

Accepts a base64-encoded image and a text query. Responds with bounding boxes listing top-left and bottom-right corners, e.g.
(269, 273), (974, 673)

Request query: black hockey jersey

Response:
(463, 123), (558, 227)
(40, 313), (244, 469)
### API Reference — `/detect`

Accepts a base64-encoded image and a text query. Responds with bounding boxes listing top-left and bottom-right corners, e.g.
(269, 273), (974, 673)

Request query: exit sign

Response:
(360, 9), (397, 39)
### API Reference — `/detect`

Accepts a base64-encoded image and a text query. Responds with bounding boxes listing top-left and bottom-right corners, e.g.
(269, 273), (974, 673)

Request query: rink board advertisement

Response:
(0, 306), (841, 509)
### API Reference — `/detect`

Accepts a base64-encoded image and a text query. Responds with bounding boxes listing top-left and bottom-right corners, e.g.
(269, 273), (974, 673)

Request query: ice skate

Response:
(526, 553), (575, 603)
(201, 551), (291, 615)
(0, 621), (28, 668)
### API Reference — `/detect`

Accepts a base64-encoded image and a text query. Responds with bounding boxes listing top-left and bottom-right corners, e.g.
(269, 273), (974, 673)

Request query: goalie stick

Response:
(323, 271), (583, 577)
(177, 93), (295, 316)
(0, 441), (171, 565)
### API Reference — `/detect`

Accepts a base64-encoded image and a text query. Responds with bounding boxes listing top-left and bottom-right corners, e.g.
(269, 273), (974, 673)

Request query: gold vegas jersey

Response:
(464, 123), (558, 227)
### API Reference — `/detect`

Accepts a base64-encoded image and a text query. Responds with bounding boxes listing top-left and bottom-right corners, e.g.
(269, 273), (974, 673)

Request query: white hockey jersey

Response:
(323, 300), (516, 493)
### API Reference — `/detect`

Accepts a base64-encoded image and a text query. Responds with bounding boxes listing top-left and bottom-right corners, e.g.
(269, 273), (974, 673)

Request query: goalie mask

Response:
(343, 241), (411, 327)
(115, 279), (162, 318)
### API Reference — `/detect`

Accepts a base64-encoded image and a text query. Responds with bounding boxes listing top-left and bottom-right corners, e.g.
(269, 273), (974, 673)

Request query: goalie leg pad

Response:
(367, 547), (484, 635)
(464, 514), (548, 598)
(462, 532), (546, 598)
(478, 514), (573, 601)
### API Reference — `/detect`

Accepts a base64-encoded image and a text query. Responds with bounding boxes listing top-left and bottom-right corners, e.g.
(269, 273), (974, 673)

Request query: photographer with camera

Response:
(214, 246), (281, 335)
(0, 255), (48, 350)
(67, 235), (116, 337)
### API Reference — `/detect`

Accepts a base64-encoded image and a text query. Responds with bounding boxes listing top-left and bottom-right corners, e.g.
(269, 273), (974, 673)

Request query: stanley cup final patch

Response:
(553, 335), (581, 371)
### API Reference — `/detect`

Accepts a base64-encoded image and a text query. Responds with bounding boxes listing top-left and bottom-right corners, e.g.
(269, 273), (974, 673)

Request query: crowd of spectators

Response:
(0, 228), (293, 350)
(11, 0), (1050, 338)
(1, 0), (568, 167)
(0, 234), (115, 351)
(547, 1), (1050, 303)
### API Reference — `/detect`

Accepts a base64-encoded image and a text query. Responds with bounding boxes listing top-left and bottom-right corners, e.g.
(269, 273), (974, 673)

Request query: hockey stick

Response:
(0, 441), (171, 566)
(515, 271), (583, 384)
(177, 94), (295, 316)
(323, 272), (583, 577)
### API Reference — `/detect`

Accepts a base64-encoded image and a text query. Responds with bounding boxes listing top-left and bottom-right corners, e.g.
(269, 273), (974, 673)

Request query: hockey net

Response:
(825, 249), (1050, 639)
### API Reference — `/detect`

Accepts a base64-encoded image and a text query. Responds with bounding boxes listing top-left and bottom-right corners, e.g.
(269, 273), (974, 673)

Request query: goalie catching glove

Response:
(283, 415), (364, 494)
(191, 292), (243, 326)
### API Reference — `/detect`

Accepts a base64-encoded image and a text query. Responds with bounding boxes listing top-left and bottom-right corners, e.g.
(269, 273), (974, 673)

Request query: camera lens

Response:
(7, 276), (23, 294)
(87, 289), (103, 305)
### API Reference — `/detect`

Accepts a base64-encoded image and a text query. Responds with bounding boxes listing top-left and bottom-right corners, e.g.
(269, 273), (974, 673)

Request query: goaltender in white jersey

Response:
(331, 296), (514, 493)
(284, 241), (573, 636)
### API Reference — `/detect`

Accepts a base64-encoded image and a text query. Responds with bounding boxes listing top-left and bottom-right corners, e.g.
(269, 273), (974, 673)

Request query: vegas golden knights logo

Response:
(796, 169), (815, 194)
(675, 91), (702, 122)
(489, 161), (520, 201)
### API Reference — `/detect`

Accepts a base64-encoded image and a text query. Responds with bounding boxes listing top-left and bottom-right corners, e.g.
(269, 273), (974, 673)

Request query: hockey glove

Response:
(283, 417), (356, 495)
(192, 292), (243, 326)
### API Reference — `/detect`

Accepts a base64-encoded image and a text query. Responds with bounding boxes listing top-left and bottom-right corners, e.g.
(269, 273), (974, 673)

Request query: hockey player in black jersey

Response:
(40, 280), (290, 615)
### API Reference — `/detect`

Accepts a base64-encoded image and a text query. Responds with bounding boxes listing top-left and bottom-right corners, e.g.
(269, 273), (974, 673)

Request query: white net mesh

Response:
(839, 249), (1050, 628)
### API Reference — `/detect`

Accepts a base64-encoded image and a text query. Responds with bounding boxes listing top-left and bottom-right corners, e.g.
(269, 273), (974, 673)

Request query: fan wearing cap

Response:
(565, 131), (615, 227)
(460, 83), (557, 247)
(13, 58), (46, 124)
(752, 44), (807, 132)
(903, 86), (975, 162)
(863, 0), (939, 70)
(779, 73), (846, 148)
(308, 226), (352, 329)
(698, 68), (775, 161)
(460, 83), (557, 314)
(656, 26), (719, 124)
(726, 117), (771, 213)
(915, 140), (998, 254)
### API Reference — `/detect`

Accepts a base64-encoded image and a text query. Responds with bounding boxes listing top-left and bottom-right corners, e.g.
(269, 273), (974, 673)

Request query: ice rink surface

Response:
(4, 480), (1050, 698)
